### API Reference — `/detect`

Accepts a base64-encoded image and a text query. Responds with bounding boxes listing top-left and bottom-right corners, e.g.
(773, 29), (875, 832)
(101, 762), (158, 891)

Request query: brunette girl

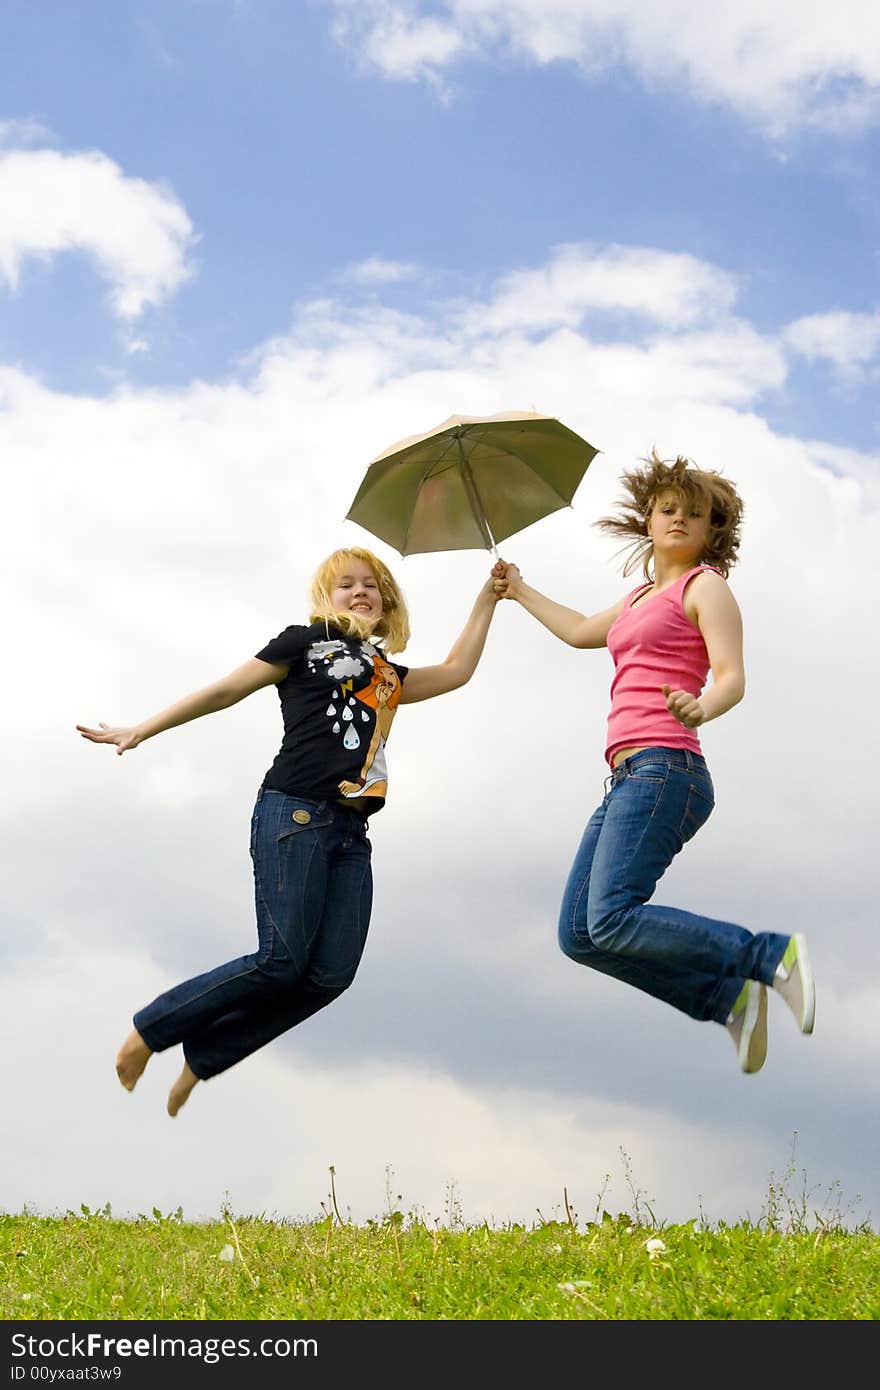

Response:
(493, 453), (815, 1073)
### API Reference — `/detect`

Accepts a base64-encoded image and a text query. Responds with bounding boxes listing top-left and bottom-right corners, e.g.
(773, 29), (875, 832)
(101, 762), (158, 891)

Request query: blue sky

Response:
(3, 2), (879, 1232)
(3, 1), (879, 446)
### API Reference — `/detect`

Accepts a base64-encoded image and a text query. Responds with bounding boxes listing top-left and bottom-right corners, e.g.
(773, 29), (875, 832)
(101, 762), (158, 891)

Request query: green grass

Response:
(2, 1161), (877, 1320)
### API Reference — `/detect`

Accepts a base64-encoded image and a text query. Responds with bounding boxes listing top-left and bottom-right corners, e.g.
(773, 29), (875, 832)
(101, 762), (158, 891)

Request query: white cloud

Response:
(462, 244), (738, 334)
(0, 117), (56, 147)
(331, 0), (464, 86)
(4, 240), (879, 1228)
(344, 255), (422, 284)
(327, 0), (880, 134)
(0, 146), (197, 319)
(784, 310), (880, 371)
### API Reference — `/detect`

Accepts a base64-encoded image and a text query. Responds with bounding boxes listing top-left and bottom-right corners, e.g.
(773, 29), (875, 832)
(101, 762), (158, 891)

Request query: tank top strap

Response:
(678, 563), (723, 590)
(626, 564), (723, 610)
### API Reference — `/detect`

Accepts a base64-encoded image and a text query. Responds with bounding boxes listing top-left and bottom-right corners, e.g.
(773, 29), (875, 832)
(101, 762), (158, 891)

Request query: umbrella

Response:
(345, 410), (598, 557)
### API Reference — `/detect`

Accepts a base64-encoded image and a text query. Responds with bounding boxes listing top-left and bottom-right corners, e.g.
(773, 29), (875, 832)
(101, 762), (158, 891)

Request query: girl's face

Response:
(330, 559), (383, 629)
(648, 490), (711, 563)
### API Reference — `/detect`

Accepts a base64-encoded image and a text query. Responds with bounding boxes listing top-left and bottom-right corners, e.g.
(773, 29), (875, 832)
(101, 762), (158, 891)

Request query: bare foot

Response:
(167, 1062), (200, 1117)
(116, 1029), (152, 1091)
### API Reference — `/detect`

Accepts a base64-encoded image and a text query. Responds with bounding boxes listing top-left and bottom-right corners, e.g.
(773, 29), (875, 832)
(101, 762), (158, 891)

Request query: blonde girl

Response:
(78, 547), (499, 1114)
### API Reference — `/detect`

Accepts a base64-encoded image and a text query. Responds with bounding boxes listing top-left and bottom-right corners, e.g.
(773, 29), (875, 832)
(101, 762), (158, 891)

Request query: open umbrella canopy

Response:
(345, 410), (598, 557)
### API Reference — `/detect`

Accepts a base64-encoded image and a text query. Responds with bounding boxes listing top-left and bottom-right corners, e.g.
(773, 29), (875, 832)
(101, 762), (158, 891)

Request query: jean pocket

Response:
(276, 798), (333, 840)
(628, 764), (668, 785)
(681, 785), (714, 842)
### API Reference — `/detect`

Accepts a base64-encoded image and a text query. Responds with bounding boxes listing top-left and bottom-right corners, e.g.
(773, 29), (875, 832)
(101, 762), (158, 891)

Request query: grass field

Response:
(3, 1159), (877, 1321)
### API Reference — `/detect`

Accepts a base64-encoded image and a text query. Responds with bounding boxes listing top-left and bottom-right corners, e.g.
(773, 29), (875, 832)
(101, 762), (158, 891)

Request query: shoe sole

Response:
(792, 932), (816, 1034)
(740, 983), (768, 1074)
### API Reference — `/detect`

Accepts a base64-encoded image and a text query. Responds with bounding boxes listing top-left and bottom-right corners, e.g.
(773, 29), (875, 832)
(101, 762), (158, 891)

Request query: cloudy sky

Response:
(4, 1), (879, 1235)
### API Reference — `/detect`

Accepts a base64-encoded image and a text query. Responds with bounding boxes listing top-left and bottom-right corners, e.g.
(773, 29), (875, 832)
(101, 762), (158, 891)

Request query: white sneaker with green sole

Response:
(773, 933), (816, 1034)
(725, 980), (768, 1074)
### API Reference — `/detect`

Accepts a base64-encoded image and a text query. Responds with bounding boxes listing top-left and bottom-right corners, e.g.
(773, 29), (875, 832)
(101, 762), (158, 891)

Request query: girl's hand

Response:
(492, 560), (523, 600)
(76, 722), (141, 755)
(479, 569), (504, 604)
(661, 685), (705, 729)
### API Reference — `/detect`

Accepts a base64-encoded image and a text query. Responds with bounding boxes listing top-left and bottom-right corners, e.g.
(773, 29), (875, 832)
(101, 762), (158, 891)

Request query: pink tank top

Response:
(604, 566), (720, 767)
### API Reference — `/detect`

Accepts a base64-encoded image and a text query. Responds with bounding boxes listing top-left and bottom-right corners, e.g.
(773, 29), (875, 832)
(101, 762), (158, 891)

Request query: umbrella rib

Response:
(432, 434), (464, 471)
(457, 437), (497, 555)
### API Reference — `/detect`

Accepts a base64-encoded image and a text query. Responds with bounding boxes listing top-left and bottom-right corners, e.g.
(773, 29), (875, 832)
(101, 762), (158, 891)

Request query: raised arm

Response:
(662, 572), (746, 728)
(76, 657), (288, 755)
(495, 562), (625, 649)
(398, 575), (500, 704)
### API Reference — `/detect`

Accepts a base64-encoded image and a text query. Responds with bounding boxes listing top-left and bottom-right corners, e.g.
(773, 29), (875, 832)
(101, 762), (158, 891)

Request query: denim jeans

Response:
(134, 788), (373, 1079)
(558, 748), (790, 1024)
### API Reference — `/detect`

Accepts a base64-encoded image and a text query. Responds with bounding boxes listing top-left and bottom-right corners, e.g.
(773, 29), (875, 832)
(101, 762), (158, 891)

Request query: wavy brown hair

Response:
(309, 546), (411, 653)
(595, 450), (744, 579)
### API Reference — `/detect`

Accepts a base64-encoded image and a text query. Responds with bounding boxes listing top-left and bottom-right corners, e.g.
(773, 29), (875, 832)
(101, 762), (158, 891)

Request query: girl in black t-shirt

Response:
(77, 546), (500, 1116)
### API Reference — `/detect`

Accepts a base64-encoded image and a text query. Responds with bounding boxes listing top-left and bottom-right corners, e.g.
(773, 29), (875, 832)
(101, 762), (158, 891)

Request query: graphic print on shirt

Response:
(336, 653), (403, 799)
(305, 638), (403, 799)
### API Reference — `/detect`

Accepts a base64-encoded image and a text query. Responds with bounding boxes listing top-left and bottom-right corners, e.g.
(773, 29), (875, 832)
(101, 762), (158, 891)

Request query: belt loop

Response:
(684, 749), (693, 770)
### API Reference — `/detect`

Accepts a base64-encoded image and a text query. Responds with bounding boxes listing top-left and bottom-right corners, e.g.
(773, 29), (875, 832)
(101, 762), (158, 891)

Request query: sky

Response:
(3, 1), (879, 1240)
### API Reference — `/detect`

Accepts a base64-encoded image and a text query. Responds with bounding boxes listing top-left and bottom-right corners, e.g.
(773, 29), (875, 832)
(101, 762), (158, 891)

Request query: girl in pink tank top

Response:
(605, 562), (723, 767)
(492, 451), (816, 1075)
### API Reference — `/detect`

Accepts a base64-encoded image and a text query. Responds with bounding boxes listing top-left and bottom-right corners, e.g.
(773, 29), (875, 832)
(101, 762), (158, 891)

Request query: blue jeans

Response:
(558, 748), (790, 1023)
(134, 789), (373, 1079)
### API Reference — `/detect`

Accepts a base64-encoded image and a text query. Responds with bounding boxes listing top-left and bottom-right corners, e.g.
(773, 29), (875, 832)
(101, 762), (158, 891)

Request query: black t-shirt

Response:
(255, 621), (409, 812)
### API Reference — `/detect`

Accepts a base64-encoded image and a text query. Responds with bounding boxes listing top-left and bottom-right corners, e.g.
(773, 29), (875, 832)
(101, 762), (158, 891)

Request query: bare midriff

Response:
(611, 745), (650, 768)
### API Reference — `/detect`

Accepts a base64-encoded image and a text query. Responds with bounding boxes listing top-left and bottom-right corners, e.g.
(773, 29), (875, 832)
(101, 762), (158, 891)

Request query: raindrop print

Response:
(342, 706), (353, 722)
(332, 722), (340, 734)
(326, 705), (336, 716)
(343, 725), (361, 750)
(361, 710), (370, 722)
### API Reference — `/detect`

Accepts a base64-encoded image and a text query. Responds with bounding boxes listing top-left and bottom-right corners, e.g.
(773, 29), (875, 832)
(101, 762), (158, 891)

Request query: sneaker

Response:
(725, 980), (768, 1074)
(773, 933), (815, 1034)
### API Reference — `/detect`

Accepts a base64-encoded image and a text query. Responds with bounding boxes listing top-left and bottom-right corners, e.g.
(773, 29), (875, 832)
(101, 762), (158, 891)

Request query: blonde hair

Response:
(596, 450), (744, 579)
(309, 547), (411, 654)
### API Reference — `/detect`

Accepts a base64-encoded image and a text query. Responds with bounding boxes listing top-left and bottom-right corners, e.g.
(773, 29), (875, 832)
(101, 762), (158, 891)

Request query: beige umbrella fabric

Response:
(345, 410), (598, 557)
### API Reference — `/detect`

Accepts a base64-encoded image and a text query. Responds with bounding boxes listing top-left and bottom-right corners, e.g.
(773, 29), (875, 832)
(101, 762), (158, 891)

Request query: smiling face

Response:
(648, 489), (712, 565)
(329, 558), (383, 630)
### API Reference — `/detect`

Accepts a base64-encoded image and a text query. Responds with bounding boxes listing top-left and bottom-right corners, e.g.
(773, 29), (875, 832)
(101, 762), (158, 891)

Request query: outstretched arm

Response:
(398, 575), (500, 704)
(494, 562), (625, 649)
(76, 656), (288, 755)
